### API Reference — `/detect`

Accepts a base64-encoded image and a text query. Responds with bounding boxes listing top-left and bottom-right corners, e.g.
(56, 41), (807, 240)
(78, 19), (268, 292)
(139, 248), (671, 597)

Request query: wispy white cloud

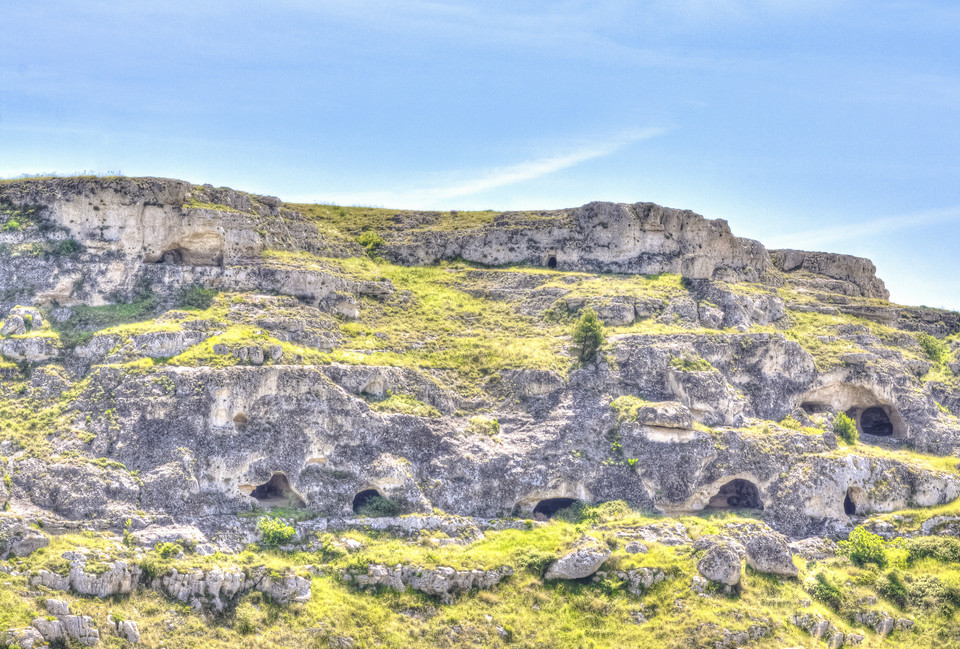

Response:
(297, 127), (668, 208)
(764, 204), (960, 250)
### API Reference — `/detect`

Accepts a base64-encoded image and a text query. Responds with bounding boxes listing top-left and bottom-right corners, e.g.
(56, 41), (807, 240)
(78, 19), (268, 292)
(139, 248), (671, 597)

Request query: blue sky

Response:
(2, 1), (959, 308)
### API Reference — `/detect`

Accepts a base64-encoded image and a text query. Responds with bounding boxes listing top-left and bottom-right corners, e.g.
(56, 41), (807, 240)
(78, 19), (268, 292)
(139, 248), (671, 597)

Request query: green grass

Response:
(8, 508), (960, 647)
(368, 392), (441, 418)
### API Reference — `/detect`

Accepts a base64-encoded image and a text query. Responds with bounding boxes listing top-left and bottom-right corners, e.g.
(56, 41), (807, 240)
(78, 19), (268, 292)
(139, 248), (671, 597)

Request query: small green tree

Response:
(572, 308), (604, 362)
(834, 412), (858, 445)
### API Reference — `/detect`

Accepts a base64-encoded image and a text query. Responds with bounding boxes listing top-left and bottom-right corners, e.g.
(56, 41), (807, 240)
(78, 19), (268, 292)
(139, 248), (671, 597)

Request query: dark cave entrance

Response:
(233, 413), (248, 428)
(532, 497), (578, 518)
(159, 248), (184, 264)
(706, 479), (763, 510)
(547, 255), (558, 269)
(801, 402), (830, 415)
(352, 489), (383, 514)
(250, 473), (305, 508)
(844, 487), (868, 517)
(860, 407), (893, 437)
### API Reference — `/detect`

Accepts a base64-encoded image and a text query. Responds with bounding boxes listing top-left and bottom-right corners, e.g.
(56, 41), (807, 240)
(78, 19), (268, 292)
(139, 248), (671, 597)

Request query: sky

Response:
(2, 1), (959, 308)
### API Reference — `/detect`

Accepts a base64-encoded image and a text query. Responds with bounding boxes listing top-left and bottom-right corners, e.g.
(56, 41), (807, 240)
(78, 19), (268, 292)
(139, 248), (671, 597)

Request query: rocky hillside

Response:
(1, 176), (960, 648)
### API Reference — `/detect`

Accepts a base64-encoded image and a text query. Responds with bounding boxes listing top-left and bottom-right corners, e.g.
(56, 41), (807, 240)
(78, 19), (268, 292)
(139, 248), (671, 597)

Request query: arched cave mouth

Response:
(547, 255), (558, 269)
(844, 486), (868, 517)
(159, 248), (184, 264)
(532, 497), (578, 518)
(860, 407), (893, 437)
(706, 479), (763, 510)
(352, 489), (383, 514)
(250, 473), (305, 508)
(233, 413), (248, 428)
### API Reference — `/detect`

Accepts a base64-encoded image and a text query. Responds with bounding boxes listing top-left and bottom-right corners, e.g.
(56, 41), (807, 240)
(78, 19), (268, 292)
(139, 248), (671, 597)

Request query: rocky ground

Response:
(1, 176), (960, 647)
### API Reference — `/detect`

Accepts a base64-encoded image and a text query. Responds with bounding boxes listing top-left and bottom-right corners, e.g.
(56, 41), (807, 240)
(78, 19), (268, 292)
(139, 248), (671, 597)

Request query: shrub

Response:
(810, 571), (845, 611)
(917, 332), (950, 364)
(466, 416), (500, 437)
(155, 542), (181, 559)
(3, 219), (20, 231)
(879, 570), (909, 608)
(355, 494), (402, 518)
(572, 308), (604, 362)
(833, 412), (858, 445)
(257, 516), (296, 546)
(906, 536), (960, 564)
(54, 238), (82, 255)
(357, 231), (386, 258)
(178, 285), (217, 310)
(838, 526), (887, 567)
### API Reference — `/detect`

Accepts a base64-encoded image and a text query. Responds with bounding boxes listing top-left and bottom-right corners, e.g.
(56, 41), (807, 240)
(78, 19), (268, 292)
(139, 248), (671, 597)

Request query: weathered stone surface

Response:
(345, 564), (512, 602)
(744, 533), (798, 577)
(545, 539), (612, 580)
(771, 249), (889, 299)
(697, 544), (741, 586)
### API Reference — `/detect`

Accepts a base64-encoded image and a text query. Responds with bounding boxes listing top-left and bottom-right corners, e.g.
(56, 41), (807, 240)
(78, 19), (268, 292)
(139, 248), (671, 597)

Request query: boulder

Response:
(545, 538), (611, 580)
(744, 533), (798, 577)
(697, 545), (741, 586)
(5, 627), (45, 649)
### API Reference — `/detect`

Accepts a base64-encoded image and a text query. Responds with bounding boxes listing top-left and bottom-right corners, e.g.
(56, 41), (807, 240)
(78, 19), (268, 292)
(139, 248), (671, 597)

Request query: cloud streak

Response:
(307, 127), (668, 208)
(764, 204), (960, 250)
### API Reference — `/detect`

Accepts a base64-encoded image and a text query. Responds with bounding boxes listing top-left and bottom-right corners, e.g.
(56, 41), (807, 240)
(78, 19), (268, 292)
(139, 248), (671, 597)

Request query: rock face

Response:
(28, 552), (311, 611)
(0, 175), (959, 543)
(345, 564), (513, 602)
(381, 201), (774, 283)
(771, 249), (889, 299)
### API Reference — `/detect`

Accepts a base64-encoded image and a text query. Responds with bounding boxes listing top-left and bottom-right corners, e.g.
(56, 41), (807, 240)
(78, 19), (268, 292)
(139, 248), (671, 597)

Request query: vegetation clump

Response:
(917, 332), (950, 364)
(838, 525), (888, 567)
(257, 516), (297, 546)
(572, 308), (604, 361)
(466, 416), (500, 437)
(833, 412), (859, 445)
(355, 494), (402, 518)
(356, 231), (386, 258)
(179, 285), (218, 310)
(668, 353), (714, 372)
(368, 391), (441, 417)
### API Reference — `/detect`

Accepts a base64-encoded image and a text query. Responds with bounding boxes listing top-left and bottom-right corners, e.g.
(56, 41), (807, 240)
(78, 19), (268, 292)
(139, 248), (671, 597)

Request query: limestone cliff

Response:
(1, 176), (959, 649)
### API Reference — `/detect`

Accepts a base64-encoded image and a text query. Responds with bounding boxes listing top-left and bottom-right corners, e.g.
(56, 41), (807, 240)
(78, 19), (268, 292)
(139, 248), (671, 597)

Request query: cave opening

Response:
(250, 473), (305, 508)
(844, 486), (868, 517)
(532, 497), (578, 518)
(801, 402), (830, 414)
(352, 489), (382, 514)
(547, 255), (558, 269)
(233, 413), (248, 427)
(844, 491), (856, 516)
(860, 407), (893, 437)
(160, 248), (184, 264)
(706, 479), (763, 510)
